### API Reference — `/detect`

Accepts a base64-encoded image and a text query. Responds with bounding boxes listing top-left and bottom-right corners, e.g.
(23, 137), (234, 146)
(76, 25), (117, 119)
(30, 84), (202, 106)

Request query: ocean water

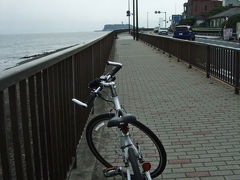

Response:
(0, 31), (109, 72)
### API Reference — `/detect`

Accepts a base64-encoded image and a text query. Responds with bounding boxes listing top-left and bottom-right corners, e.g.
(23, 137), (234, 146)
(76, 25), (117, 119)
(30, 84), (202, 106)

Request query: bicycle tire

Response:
(128, 148), (143, 180)
(86, 113), (167, 178)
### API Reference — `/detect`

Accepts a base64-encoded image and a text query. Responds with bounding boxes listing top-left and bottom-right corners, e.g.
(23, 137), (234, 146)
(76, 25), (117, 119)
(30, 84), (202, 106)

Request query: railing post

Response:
(235, 51), (239, 94)
(168, 40), (172, 58)
(168, 41), (172, 58)
(206, 45), (210, 78)
(91, 46), (95, 115)
(0, 92), (11, 180)
(133, 0), (135, 40)
(72, 55), (78, 169)
(188, 43), (192, 68)
(177, 41), (179, 62)
(162, 39), (165, 54)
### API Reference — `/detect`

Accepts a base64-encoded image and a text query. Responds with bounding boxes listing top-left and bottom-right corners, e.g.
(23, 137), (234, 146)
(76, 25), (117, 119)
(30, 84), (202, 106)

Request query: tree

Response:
(226, 14), (240, 31)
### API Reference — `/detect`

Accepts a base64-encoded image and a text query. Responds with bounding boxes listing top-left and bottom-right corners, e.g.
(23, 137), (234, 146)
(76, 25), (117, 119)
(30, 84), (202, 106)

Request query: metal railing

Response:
(139, 33), (240, 94)
(193, 28), (221, 36)
(0, 30), (125, 180)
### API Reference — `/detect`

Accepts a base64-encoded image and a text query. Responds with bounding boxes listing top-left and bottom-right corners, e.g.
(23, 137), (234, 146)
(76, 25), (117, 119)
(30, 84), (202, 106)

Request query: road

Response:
(149, 32), (240, 49)
(195, 37), (240, 49)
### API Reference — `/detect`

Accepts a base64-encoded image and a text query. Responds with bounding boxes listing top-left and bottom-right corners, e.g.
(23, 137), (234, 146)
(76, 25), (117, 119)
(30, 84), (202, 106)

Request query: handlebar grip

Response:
(108, 65), (122, 77)
(107, 61), (122, 66)
(72, 98), (88, 108)
(107, 61), (122, 77)
(72, 91), (96, 108)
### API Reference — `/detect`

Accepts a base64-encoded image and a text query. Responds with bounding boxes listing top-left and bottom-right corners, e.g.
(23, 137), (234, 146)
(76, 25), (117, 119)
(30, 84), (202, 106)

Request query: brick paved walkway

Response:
(70, 33), (240, 180)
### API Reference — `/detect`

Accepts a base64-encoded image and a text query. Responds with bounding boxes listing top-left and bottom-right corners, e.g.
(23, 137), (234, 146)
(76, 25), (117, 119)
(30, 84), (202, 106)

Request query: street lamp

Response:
(136, 0), (138, 40)
(127, 0), (131, 33)
(155, 11), (167, 28)
(147, 12), (149, 29)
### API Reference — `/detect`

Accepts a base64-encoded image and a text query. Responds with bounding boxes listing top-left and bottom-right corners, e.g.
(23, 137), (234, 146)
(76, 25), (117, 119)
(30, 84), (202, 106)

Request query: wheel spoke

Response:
(86, 113), (167, 178)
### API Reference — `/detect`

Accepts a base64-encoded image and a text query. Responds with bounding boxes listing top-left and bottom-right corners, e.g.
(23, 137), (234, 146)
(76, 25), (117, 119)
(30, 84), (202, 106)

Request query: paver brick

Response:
(193, 131), (212, 135)
(218, 165), (240, 170)
(210, 170), (234, 176)
(195, 166), (218, 172)
(182, 163), (204, 168)
(161, 172), (186, 179)
(201, 177), (225, 180)
(186, 171), (210, 177)
(225, 175), (240, 180)
(168, 159), (191, 164)
(178, 178), (200, 180)
(172, 141), (191, 145)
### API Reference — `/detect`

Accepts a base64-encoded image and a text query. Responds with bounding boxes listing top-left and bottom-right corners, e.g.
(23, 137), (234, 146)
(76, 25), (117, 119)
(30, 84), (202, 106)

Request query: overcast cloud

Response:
(0, 0), (187, 34)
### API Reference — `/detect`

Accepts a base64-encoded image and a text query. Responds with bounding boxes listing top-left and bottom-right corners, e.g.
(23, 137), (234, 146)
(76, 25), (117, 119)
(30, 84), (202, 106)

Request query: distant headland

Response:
(102, 24), (133, 31)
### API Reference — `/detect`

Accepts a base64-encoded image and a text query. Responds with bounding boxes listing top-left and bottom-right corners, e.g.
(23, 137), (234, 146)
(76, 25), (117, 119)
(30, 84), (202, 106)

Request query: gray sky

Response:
(0, 0), (187, 34)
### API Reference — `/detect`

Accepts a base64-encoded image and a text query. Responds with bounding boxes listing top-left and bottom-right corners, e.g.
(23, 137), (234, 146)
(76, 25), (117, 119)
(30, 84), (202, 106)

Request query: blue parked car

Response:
(173, 25), (195, 40)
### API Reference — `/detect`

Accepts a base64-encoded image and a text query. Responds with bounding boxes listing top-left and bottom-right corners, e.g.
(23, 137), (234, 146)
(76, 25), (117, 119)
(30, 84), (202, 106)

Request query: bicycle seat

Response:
(107, 113), (137, 127)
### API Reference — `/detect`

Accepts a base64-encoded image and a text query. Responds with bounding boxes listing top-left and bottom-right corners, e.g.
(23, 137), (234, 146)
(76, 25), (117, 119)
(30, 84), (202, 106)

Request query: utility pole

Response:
(136, 0), (138, 41)
(164, 12), (167, 28)
(133, 0), (135, 40)
(128, 0), (130, 33)
(147, 12), (149, 29)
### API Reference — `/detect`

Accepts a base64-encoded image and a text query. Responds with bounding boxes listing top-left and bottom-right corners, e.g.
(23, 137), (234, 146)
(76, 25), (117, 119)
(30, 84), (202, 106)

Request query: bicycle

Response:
(72, 61), (167, 180)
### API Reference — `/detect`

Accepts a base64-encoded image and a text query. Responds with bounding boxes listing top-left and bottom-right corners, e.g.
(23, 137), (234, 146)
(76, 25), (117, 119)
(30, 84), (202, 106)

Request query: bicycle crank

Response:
(103, 166), (122, 177)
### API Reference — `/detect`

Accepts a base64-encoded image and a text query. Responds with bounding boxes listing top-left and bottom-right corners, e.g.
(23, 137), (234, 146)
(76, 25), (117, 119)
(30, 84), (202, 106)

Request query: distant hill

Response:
(103, 24), (133, 31)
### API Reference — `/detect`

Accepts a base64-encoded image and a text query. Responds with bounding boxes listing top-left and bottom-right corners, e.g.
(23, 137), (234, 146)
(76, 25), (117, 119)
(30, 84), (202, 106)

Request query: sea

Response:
(0, 31), (109, 72)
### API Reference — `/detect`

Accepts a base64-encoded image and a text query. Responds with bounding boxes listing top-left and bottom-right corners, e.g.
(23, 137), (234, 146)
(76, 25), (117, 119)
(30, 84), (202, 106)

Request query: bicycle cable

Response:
(98, 92), (114, 104)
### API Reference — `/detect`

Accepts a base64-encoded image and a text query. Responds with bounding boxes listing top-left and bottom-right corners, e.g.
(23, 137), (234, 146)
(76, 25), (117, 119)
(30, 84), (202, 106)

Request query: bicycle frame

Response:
(104, 81), (152, 180)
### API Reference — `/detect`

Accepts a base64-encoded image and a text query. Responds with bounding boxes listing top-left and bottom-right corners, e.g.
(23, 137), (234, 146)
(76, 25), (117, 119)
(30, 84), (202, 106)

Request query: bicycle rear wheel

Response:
(86, 113), (167, 178)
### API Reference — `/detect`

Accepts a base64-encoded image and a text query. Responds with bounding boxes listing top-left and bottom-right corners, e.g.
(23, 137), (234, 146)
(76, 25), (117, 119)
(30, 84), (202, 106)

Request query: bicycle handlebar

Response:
(72, 61), (122, 108)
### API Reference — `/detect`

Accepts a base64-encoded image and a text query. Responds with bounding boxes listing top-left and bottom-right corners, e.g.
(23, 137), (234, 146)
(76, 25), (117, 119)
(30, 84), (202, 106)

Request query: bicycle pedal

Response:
(103, 166), (121, 177)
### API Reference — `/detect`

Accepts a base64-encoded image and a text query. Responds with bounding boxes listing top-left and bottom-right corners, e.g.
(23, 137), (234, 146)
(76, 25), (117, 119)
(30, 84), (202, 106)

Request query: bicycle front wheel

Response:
(86, 113), (167, 178)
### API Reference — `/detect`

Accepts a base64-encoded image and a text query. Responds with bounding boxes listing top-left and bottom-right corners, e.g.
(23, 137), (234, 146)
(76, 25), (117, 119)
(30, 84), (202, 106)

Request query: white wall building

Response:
(223, 0), (240, 6)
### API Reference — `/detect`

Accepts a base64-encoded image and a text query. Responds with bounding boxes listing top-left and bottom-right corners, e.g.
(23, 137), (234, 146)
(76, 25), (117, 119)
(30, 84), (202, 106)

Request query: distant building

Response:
(223, 0), (240, 7)
(183, 0), (222, 21)
(209, 7), (240, 27)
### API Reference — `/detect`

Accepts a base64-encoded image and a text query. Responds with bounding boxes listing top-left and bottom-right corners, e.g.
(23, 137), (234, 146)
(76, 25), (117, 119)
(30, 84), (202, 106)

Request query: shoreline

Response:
(4, 44), (78, 71)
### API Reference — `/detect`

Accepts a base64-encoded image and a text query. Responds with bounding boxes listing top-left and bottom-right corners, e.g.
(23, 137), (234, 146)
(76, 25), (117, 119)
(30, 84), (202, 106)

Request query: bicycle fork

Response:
(103, 126), (152, 180)
(120, 127), (152, 180)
